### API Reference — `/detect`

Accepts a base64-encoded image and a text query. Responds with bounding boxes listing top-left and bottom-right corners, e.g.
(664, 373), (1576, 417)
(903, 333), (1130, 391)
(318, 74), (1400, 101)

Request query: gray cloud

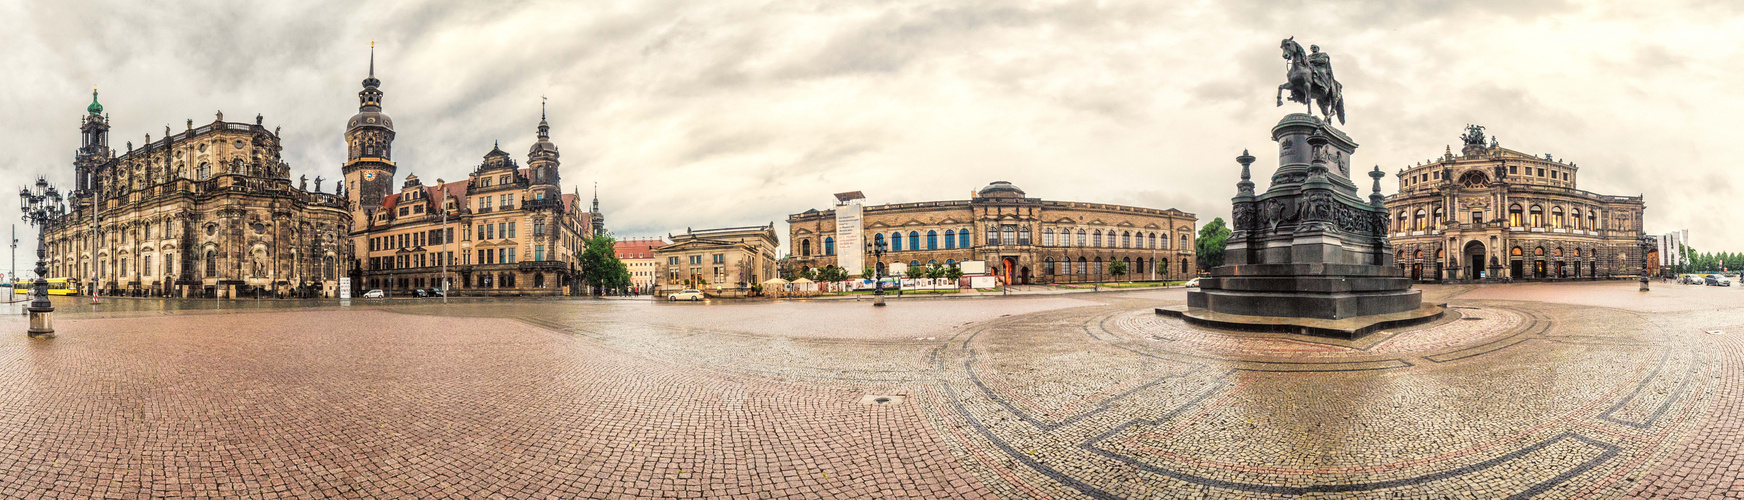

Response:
(2, 0), (1741, 261)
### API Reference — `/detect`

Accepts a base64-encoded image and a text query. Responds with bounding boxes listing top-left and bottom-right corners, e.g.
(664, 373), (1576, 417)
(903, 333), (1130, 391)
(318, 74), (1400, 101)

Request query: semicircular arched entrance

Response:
(1464, 240), (1486, 280)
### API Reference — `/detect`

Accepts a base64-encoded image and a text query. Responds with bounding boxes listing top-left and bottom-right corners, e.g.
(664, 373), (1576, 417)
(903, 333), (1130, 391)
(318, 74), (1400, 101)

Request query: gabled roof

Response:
(614, 238), (666, 259)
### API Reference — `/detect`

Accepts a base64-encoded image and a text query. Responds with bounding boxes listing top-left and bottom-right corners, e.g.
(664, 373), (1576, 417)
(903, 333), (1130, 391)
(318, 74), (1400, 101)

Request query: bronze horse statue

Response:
(1276, 37), (1345, 125)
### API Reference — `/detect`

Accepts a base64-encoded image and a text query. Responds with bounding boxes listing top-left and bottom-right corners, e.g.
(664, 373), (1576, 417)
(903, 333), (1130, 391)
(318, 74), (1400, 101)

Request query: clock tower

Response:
(342, 46), (397, 231)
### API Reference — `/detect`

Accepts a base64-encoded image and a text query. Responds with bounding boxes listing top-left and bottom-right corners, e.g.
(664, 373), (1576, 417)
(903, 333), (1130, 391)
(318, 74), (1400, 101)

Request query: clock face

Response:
(364, 172), (376, 181)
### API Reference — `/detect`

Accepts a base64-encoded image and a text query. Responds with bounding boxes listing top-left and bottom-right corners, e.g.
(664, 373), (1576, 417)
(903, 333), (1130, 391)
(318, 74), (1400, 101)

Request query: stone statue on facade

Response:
(299, 175), (308, 191)
(1277, 38), (1346, 125)
(314, 176), (325, 193)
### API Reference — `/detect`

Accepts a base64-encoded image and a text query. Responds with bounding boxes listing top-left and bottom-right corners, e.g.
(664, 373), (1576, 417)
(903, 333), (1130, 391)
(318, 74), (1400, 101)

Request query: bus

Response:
(11, 278), (82, 296)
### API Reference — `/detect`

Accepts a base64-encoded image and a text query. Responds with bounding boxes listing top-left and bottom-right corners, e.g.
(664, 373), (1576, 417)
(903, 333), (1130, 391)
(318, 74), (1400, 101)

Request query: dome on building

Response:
(86, 89), (103, 115)
(347, 110), (393, 132)
(978, 181), (1026, 198)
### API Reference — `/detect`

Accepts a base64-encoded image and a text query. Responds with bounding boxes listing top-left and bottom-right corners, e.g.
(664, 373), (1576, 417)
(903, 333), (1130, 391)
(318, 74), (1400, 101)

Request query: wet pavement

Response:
(0, 281), (1740, 498)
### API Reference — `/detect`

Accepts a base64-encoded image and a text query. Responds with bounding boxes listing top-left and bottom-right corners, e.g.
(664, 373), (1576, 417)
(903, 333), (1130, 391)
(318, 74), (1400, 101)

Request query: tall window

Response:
(926, 231), (937, 250)
(1472, 211), (1484, 224)
(1414, 209), (1426, 230)
(986, 226), (998, 246)
(204, 250), (216, 276)
(945, 230), (956, 249)
(1180, 234), (1189, 250)
(1509, 204), (1523, 227)
(874, 233), (885, 250)
(959, 229), (970, 249)
(1530, 205), (1543, 227)
(891, 232), (903, 251)
(824, 237), (835, 255)
(908, 231), (919, 250)
(1043, 229), (1055, 247)
(1571, 209), (1582, 229)
(1001, 226), (1016, 245)
(1018, 226), (1030, 245)
(535, 245), (545, 261)
(1552, 207), (1564, 228)
(198, 162), (210, 179)
(801, 239), (812, 256)
(1121, 231), (1131, 248)
(1077, 229), (1087, 247)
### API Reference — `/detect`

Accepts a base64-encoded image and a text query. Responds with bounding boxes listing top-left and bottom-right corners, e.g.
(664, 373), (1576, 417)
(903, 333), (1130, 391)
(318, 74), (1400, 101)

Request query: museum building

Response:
(341, 54), (601, 296)
(786, 182), (1198, 285)
(1385, 126), (1647, 281)
(39, 91), (353, 298)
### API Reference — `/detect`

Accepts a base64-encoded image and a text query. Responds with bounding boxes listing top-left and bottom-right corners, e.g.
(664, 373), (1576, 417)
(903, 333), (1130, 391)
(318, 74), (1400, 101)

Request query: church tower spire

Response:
(527, 97), (562, 202)
(343, 43), (398, 233)
(76, 86), (112, 195)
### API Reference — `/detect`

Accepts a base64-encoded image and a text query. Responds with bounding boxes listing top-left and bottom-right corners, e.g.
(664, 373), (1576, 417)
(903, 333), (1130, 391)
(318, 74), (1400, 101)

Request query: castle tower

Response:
(526, 100), (561, 203)
(342, 46), (397, 230)
(76, 88), (111, 195)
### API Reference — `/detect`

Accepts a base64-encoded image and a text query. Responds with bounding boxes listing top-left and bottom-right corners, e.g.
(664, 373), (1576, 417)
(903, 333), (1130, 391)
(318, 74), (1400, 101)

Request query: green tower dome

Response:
(86, 88), (102, 115)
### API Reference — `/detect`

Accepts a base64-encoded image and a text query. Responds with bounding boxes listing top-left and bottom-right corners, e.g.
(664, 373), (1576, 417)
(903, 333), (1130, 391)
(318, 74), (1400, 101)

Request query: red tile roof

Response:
(614, 238), (666, 259)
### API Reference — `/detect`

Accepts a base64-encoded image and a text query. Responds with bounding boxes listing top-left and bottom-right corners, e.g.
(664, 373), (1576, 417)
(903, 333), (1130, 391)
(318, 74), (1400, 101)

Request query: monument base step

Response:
(1155, 302), (1446, 340)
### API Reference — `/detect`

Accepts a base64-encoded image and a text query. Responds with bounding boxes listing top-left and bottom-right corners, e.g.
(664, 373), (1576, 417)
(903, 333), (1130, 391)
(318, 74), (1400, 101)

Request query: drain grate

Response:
(860, 394), (906, 405)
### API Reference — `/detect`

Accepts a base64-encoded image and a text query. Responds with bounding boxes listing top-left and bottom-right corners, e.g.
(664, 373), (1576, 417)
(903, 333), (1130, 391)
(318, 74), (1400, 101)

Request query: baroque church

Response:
(39, 91), (353, 298)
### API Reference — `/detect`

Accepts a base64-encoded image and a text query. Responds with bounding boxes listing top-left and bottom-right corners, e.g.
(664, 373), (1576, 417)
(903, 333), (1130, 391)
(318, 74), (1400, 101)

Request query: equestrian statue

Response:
(1277, 37), (1345, 125)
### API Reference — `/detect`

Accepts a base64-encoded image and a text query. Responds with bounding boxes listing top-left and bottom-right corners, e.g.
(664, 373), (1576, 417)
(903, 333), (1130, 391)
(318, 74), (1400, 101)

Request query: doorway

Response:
(1511, 260), (1524, 279)
(1464, 241), (1485, 280)
(1020, 267), (1031, 285)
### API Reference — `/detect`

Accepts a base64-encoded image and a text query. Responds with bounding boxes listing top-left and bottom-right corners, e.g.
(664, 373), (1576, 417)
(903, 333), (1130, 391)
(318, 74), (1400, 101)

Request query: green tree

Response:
(1156, 259), (1169, 277)
(817, 266), (848, 282)
(924, 264), (946, 279)
(905, 264), (926, 279)
(1196, 217), (1231, 271)
(578, 231), (632, 296)
(1108, 260), (1129, 278)
(863, 266), (876, 278)
(945, 266), (964, 281)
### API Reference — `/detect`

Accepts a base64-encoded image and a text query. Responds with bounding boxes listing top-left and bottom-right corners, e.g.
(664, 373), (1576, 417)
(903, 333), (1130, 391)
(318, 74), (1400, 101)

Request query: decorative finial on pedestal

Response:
(1306, 131), (1330, 176)
(1235, 149), (1256, 195)
(1368, 165), (1386, 207)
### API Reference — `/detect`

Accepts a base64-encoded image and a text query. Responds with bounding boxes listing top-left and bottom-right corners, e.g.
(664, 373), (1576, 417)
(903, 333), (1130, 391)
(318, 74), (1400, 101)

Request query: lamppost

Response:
(866, 238), (887, 307)
(1639, 238), (1650, 292)
(20, 177), (66, 338)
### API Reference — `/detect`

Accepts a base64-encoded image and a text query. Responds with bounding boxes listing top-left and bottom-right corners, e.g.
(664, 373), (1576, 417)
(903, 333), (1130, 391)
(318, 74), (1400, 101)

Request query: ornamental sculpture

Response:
(1277, 37), (1345, 125)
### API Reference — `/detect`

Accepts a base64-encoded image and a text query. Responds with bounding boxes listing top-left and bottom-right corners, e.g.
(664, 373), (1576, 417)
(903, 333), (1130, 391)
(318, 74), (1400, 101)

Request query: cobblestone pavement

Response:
(0, 281), (1740, 498)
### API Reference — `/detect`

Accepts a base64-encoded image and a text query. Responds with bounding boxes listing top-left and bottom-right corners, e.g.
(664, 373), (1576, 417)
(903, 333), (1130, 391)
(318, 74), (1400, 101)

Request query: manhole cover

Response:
(859, 394), (906, 405)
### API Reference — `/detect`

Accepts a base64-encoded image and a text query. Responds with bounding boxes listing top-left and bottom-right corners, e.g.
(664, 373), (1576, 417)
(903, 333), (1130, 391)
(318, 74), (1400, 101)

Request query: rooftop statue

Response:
(1277, 37), (1346, 125)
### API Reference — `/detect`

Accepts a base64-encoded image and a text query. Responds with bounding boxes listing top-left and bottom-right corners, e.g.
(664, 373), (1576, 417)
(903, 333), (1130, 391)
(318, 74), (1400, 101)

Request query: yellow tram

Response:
(10, 278), (82, 296)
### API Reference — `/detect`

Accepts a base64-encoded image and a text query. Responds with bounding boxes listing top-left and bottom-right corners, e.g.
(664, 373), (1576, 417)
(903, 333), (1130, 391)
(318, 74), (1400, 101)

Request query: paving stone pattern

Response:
(0, 281), (1739, 498)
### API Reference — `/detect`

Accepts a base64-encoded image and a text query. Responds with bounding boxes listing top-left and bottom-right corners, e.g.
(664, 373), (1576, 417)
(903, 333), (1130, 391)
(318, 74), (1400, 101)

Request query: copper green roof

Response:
(86, 89), (102, 115)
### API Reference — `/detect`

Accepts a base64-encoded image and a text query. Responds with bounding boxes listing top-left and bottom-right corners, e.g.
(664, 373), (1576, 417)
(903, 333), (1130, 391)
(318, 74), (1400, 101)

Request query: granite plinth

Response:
(1156, 302), (1446, 339)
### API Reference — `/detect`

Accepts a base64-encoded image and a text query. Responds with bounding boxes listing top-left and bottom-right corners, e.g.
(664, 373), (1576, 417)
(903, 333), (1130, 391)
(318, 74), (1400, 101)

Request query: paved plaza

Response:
(0, 281), (1740, 498)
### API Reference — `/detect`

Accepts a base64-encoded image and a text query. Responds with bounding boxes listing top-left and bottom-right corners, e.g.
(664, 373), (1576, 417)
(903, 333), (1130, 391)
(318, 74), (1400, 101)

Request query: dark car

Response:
(426, 288), (445, 297)
(413, 289), (429, 298)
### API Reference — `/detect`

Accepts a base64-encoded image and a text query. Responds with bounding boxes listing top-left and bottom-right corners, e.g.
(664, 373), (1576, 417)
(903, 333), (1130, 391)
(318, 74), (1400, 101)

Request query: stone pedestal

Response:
(1184, 113), (1439, 338)
(27, 305), (54, 338)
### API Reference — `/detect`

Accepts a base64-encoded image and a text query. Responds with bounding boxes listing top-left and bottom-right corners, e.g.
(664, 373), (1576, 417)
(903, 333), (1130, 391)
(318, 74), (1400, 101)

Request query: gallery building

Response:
(1384, 126), (1648, 281)
(785, 182), (1198, 285)
(652, 225), (780, 297)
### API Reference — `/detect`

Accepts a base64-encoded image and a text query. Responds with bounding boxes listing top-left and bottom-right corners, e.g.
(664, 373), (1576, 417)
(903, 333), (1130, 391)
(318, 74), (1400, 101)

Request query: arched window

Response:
(1018, 226), (1030, 245)
(1414, 250), (1424, 260)
(1433, 208), (1444, 229)
(1043, 228), (1055, 247)
(1533, 247), (1545, 257)
(204, 250), (216, 276)
(945, 259), (955, 267)
(1414, 209), (1427, 230)
(1553, 247), (1563, 257)
(1571, 209), (1582, 229)
(198, 162), (211, 179)
(1552, 207), (1564, 228)
(1093, 256), (1103, 275)
(1180, 234), (1189, 250)
(801, 239), (812, 256)
(1397, 211), (1408, 231)
(1511, 246), (1523, 256)
(945, 229), (956, 249)
(1044, 257), (1055, 275)
(891, 232), (903, 251)
(909, 260), (920, 269)
(1509, 204), (1523, 227)
(1076, 229), (1087, 247)
(874, 233), (885, 250)
(926, 230), (937, 250)
(986, 226), (998, 246)
(1181, 258), (1189, 273)
(908, 231), (920, 250)
(1093, 230), (1103, 247)
(1529, 205), (1544, 227)
(1077, 256), (1087, 275)
(1122, 231), (1131, 248)
(324, 256), (335, 280)
(1150, 233), (1159, 249)
(959, 229), (970, 248)
(824, 237), (835, 256)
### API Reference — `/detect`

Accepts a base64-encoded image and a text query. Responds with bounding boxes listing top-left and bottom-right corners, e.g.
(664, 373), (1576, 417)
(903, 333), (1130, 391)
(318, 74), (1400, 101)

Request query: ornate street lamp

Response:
(19, 177), (66, 338)
(865, 238), (887, 307)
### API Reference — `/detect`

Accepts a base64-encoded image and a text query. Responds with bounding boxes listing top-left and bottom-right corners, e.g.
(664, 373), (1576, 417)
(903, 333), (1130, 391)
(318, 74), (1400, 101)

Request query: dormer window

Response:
(480, 178), (491, 188)
(414, 205), (424, 214)
(499, 175), (509, 185)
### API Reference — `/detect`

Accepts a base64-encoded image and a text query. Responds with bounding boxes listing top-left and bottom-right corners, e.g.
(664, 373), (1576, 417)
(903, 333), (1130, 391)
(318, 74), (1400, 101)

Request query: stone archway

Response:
(1464, 240), (1486, 280)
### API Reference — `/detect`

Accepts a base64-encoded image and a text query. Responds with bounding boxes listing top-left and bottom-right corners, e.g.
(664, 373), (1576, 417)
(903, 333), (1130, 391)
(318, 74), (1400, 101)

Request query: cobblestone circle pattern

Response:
(0, 281), (1739, 498)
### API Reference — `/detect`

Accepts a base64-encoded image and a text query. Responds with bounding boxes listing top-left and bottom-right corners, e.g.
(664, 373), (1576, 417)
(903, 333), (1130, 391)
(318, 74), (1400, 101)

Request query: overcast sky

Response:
(3, 0), (1742, 262)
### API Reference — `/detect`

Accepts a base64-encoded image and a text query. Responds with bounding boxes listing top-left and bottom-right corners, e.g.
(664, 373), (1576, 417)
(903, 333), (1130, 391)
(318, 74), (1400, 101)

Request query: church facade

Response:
(1384, 126), (1648, 282)
(39, 91), (353, 298)
(341, 54), (601, 296)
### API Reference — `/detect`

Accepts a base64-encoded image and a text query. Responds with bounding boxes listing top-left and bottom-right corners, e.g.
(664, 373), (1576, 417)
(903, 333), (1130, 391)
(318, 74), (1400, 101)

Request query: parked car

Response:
(667, 289), (706, 301)
(1184, 277), (1201, 288)
(425, 288), (445, 297)
(363, 289), (385, 298)
(1705, 275), (1731, 287)
(413, 289), (429, 298)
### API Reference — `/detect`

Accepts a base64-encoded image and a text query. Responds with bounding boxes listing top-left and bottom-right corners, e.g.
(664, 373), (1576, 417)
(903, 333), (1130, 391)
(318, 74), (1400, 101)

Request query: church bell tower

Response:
(342, 45), (397, 230)
(76, 88), (112, 196)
